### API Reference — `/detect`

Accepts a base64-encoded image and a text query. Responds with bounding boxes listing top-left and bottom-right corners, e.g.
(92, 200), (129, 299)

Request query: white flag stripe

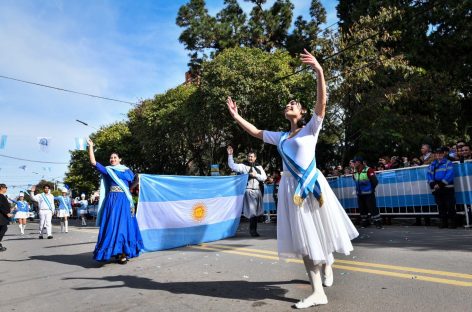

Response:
(137, 195), (244, 230)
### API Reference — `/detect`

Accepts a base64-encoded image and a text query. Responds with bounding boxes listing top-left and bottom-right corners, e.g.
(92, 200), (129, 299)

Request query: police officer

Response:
(352, 156), (382, 229)
(427, 147), (456, 228)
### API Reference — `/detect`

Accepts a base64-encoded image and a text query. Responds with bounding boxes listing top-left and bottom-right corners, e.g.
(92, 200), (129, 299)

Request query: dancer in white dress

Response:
(227, 49), (358, 308)
(13, 192), (29, 235)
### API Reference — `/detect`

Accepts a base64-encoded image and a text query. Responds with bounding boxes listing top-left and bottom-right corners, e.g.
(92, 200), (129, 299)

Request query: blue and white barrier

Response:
(327, 162), (472, 226)
(263, 184), (276, 213)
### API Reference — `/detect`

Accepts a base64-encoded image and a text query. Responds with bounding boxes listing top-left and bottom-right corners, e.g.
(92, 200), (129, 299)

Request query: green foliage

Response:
(63, 151), (99, 197)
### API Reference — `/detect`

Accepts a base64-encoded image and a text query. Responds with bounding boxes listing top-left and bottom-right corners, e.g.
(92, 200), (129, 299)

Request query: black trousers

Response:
(0, 224), (7, 244)
(358, 193), (381, 224)
(433, 187), (456, 219)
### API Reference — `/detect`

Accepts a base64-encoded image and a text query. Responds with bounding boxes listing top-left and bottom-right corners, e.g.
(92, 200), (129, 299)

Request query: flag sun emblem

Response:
(192, 203), (207, 222)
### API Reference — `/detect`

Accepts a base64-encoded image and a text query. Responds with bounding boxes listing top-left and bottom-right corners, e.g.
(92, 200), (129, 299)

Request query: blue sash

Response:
(59, 196), (71, 212)
(41, 193), (54, 211)
(96, 165), (134, 226)
(277, 132), (323, 206)
(17, 201), (29, 212)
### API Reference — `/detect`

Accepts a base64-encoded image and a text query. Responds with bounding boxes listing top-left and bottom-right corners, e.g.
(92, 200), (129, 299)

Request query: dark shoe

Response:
(47, 236), (53, 239)
(250, 232), (260, 237)
(118, 257), (128, 265)
(39, 235), (44, 239)
(0, 246), (6, 252)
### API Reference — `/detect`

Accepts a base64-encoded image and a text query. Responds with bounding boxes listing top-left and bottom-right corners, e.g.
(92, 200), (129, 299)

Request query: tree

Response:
(63, 151), (99, 197)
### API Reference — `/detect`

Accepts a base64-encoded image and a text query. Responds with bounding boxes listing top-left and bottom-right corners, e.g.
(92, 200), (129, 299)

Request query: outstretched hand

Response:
(227, 96), (238, 118)
(87, 138), (94, 147)
(300, 49), (322, 73)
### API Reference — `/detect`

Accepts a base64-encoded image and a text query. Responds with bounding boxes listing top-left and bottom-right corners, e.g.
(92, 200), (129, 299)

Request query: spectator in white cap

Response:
(54, 188), (72, 233)
(78, 193), (88, 226)
(12, 192), (30, 235)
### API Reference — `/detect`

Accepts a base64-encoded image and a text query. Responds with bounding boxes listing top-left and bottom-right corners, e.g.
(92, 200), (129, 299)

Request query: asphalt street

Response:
(0, 219), (471, 312)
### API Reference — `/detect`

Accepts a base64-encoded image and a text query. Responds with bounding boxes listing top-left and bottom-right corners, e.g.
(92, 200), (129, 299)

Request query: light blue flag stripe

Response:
(139, 174), (248, 202)
(140, 218), (240, 251)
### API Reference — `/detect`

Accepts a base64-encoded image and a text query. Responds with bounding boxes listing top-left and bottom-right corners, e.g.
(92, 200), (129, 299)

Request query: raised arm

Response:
(87, 138), (97, 166)
(227, 97), (263, 140)
(227, 146), (249, 173)
(300, 49), (326, 118)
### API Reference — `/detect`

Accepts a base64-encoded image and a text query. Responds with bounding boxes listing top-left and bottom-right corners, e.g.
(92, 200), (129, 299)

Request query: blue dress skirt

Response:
(93, 162), (144, 261)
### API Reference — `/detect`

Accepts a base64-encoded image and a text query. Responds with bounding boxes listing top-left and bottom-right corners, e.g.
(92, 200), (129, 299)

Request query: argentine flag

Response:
(137, 174), (248, 251)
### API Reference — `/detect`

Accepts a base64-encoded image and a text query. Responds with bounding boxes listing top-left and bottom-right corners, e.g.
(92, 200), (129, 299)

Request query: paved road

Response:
(1, 219), (471, 312)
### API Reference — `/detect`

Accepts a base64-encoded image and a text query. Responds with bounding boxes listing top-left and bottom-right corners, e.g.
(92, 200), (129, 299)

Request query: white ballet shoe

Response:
(295, 293), (328, 309)
(322, 265), (333, 287)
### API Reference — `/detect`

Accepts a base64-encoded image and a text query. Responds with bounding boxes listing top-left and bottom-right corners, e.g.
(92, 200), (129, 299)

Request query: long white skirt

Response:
(277, 172), (359, 265)
(14, 211), (28, 219)
(57, 209), (70, 218)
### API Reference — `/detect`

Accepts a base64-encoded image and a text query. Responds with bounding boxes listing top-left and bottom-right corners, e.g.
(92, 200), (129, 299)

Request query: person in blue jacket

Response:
(87, 138), (143, 264)
(427, 147), (456, 228)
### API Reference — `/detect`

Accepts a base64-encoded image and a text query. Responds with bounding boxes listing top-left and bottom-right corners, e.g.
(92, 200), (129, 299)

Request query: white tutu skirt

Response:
(277, 172), (359, 265)
(57, 210), (70, 218)
(14, 211), (28, 219)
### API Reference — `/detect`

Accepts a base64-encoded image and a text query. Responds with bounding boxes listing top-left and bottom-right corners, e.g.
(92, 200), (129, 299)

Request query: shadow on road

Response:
(64, 275), (301, 303)
(29, 252), (100, 269)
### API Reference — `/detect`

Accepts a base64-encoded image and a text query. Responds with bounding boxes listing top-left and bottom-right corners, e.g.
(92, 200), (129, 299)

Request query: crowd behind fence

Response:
(263, 162), (472, 227)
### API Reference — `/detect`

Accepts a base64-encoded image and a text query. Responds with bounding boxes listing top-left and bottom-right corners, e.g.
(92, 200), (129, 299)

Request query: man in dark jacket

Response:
(0, 183), (14, 251)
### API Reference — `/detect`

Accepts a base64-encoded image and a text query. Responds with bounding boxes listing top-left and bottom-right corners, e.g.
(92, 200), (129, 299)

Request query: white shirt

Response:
(31, 192), (55, 211)
(228, 156), (267, 189)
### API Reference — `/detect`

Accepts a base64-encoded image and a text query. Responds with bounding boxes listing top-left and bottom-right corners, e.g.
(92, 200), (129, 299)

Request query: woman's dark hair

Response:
(110, 152), (121, 158)
(295, 101), (311, 128)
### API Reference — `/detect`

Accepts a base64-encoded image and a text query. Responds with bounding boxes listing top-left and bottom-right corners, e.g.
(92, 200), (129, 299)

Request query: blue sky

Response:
(0, 0), (338, 196)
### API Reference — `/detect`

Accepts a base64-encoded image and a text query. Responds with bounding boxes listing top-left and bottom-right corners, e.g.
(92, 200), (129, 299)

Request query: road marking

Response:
(190, 243), (472, 287)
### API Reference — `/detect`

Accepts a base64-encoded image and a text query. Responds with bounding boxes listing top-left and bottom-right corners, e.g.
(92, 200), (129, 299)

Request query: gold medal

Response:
(293, 194), (304, 206)
(318, 194), (324, 207)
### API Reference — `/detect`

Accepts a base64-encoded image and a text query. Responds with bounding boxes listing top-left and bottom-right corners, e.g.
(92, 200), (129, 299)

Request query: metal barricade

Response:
(327, 161), (472, 227)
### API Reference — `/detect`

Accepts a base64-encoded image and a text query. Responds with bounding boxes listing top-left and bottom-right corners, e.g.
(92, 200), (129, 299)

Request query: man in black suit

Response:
(0, 183), (14, 251)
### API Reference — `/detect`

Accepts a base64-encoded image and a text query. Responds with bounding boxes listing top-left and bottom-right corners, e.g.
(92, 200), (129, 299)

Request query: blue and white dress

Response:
(54, 196), (72, 218)
(93, 162), (143, 261)
(14, 200), (30, 219)
(263, 115), (358, 265)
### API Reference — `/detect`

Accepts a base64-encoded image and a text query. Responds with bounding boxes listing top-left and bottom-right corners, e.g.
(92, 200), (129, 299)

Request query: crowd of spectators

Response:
(325, 141), (471, 177)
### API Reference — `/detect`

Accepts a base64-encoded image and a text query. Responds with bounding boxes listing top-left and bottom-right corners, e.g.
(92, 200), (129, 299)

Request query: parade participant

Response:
(427, 147), (456, 228)
(78, 194), (88, 226)
(226, 49), (358, 308)
(227, 147), (267, 236)
(352, 156), (383, 229)
(30, 184), (55, 239)
(0, 184), (14, 251)
(54, 189), (72, 233)
(13, 192), (30, 235)
(87, 138), (143, 264)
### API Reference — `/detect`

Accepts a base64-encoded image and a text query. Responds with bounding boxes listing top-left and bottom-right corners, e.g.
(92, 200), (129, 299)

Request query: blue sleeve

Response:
(427, 163), (434, 183)
(54, 196), (60, 200)
(95, 162), (108, 175)
(443, 162), (454, 184)
(126, 169), (135, 183)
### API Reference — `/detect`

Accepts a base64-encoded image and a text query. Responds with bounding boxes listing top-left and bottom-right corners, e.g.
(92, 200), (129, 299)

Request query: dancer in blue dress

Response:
(87, 138), (143, 264)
